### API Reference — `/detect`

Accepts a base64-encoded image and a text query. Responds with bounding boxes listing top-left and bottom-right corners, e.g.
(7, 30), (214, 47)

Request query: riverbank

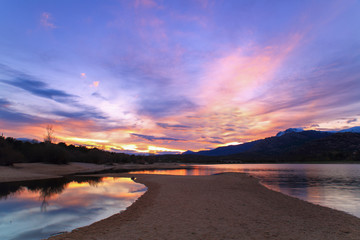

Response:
(48, 172), (360, 240)
(0, 162), (187, 183)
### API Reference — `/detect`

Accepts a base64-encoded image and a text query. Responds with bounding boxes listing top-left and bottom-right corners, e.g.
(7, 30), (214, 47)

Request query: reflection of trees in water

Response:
(0, 176), (103, 211)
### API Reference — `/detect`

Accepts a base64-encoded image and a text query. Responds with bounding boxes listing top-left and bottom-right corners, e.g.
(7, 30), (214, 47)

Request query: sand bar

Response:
(47, 172), (360, 240)
(0, 162), (186, 183)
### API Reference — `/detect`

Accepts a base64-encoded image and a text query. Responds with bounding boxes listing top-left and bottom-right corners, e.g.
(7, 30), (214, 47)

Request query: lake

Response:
(130, 164), (360, 218)
(0, 176), (146, 240)
(1, 164), (359, 240)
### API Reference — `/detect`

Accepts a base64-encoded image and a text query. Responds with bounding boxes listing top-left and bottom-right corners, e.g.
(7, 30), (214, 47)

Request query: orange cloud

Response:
(92, 81), (99, 87)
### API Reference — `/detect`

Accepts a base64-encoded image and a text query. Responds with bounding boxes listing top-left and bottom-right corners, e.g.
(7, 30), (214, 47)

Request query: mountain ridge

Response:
(183, 126), (360, 157)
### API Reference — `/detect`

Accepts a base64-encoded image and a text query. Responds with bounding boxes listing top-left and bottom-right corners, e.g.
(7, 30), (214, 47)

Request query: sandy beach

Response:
(43, 172), (360, 240)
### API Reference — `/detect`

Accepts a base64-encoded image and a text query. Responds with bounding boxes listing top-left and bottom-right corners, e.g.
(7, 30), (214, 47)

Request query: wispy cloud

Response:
(1, 78), (75, 103)
(40, 12), (57, 29)
(51, 110), (106, 120)
(137, 95), (196, 118)
(0, 108), (43, 124)
(92, 81), (99, 88)
(0, 98), (11, 108)
(156, 123), (190, 129)
(131, 133), (182, 142)
(1, 62), (110, 118)
(1, 1), (360, 153)
(134, 0), (158, 8)
(347, 118), (357, 124)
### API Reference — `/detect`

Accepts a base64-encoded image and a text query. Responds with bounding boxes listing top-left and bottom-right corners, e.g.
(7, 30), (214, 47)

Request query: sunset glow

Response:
(1, 0), (359, 154)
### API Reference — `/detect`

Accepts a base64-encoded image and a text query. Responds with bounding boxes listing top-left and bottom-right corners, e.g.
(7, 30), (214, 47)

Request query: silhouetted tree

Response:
(44, 125), (55, 143)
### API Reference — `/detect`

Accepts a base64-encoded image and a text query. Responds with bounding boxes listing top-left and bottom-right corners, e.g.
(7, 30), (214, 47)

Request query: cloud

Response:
(156, 123), (190, 129)
(51, 110), (107, 120)
(91, 92), (108, 100)
(131, 133), (182, 141)
(1, 78), (75, 103)
(0, 108), (43, 124)
(347, 118), (357, 124)
(0, 64), (109, 125)
(0, 98), (43, 125)
(134, 0), (158, 8)
(111, 148), (140, 155)
(137, 96), (196, 117)
(251, 55), (360, 118)
(40, 12), (57, 29)
(0, 98), (11, 108)
(92, 81), (99, 87)
(211, 136), (223, 140)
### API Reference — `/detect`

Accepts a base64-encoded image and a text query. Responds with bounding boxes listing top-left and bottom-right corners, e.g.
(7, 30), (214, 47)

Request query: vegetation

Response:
(1, 131), (360, 166)
(182, 131), (360, 163)
(0, 135), (152, 166)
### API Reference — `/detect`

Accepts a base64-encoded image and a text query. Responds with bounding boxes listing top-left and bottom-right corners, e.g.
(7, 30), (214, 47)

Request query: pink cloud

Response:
(139, 17), (164, 27)
(194, 0), (211, 9)
(93, 81), (99, 87)
(134, 0), (158, 8)
(40, 12), (57, 29)
(195, 33), (303, 109)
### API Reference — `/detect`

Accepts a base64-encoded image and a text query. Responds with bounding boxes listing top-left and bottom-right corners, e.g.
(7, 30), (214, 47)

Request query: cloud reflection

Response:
(0, 177), (146, 240)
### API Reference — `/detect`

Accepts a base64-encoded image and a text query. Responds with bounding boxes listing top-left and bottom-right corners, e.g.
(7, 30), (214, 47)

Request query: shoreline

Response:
(0, 162), (188, 183)
(1, 163), (360, 239)
(47, 172), (360, 240)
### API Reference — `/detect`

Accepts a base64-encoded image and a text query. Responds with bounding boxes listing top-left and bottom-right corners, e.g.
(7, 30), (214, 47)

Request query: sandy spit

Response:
(0, 162), (185, 183)
(48, 173), (360, 240)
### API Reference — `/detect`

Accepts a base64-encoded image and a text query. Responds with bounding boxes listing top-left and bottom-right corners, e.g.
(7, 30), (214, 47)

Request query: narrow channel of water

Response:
(0, 176), (146, 240)
(130, 164), (360, 218)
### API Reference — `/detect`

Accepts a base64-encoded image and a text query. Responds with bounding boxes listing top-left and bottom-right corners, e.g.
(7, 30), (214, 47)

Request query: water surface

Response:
(0, 176), (146, 240)
(131, 164), (360, 218)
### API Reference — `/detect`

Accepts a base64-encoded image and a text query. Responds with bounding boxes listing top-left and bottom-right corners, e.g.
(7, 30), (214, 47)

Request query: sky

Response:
(1, 0), (360, 154)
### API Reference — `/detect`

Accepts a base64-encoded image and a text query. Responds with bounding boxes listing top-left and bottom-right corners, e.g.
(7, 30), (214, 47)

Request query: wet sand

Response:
(47, 173), (360, 240)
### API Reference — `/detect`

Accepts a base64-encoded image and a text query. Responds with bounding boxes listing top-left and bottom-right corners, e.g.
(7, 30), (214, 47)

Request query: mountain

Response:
(183, 140), (261, 157)
(183, 130), (331, 157)
(339, 126), (360, 133)
(276, 128), (304, 137)
(16, 138), (39, 143)
(289, 132), (360, 162)
(182, 129), (360, 163)
(185, 126), (360, 158)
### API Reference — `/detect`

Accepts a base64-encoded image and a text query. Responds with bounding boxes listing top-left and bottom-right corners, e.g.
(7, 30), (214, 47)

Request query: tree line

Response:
(0, 135), (154, 166)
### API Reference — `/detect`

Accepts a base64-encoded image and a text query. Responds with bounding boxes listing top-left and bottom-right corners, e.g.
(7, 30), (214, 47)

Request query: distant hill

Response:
(183, 140), (261, 157)
(276, 128), (304, 137)
(183, 130), (332, 157)
(182, 127), (360, 163)
(339, 126), (360, 133)
(16, 138), (39, 143)
(288, 132), (360, 162)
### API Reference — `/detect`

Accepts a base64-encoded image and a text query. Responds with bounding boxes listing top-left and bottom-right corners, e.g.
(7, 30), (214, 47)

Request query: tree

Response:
(44, 125), (55, 143)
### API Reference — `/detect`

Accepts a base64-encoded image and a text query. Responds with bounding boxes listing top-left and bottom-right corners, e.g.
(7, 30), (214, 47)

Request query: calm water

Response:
(130, 164), (360, 218)
(0, 176), (146, 240)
